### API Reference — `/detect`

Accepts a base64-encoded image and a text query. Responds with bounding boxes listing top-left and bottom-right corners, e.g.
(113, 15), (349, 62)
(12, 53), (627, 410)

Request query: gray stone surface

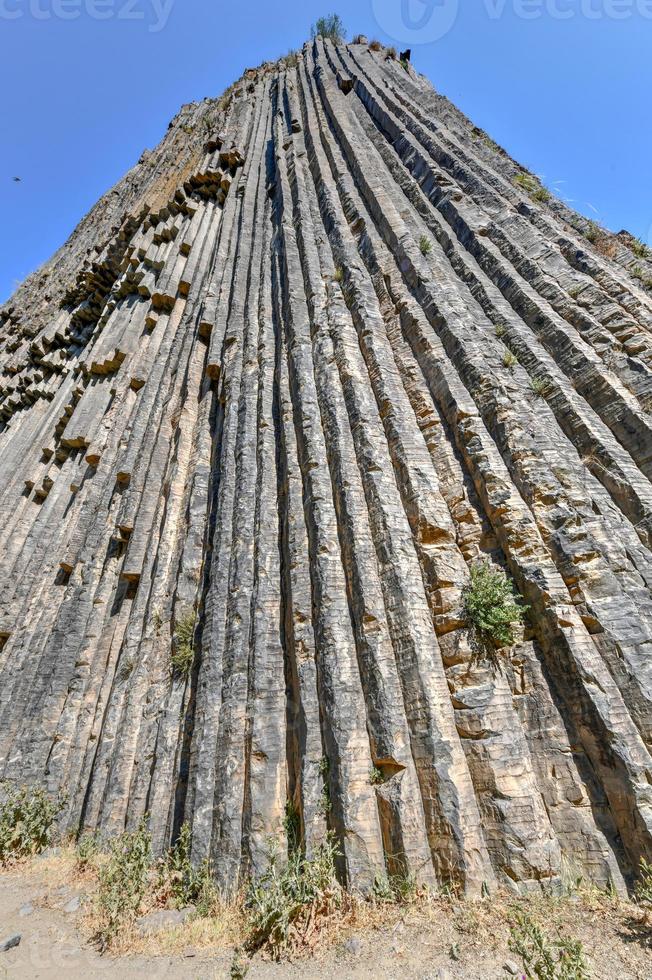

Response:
(1, 38), (652, 898)
(136, 908), (194, 935)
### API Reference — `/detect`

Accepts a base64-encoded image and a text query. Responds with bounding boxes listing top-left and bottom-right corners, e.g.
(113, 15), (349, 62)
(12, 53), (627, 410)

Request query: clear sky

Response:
(1, 0), (651, 303)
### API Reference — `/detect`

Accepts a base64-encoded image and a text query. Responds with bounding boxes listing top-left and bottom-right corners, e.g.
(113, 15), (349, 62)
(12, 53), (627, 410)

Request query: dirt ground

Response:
(0, 858), (650, 979)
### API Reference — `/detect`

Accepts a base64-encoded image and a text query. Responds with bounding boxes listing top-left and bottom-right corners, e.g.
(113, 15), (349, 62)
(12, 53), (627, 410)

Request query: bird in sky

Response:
(13, 177), (21, 183)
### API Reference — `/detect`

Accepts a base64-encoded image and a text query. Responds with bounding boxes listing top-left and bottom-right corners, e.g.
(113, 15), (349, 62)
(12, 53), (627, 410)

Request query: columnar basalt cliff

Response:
(2, 37), (652, 898)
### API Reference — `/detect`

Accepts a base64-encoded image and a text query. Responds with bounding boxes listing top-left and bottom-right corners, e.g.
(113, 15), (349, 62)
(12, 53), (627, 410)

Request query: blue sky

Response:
(1, 0), (651, 303)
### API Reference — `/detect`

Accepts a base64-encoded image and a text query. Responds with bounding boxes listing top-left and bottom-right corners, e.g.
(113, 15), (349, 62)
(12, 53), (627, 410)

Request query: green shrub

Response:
(400, 58), (410, 72)
(482, 134), (502, 154)
(244, 834), (342, 959)
(509, 910), (591, 979)
(0, 784), (62, 863)
(318, 785), (332, 815)
(464, 562), (528, 661)
(283, 799), (301, 854)
(333, 266), (344, 283)
(513, 172), (550, 203)
(530, 376), (549, 398)
(369, 766), (385, 786)
(419, 235), (432, 256)
(171, 610), (196, 678)
(494, 323), (506, 338)
(372, 868), (418, 903)
(503, 350), (518, 369)
(158, 821), (217, 915)
(632, 265), (652, 289)
(584, 221), (600, 244)
(94, 817), (153, 948)
(635, 857), (652, 907)
(76, 831), (101, 869)
(311, 13), (346, 42)
(317, 756), (331, 814)
(386, 46), (397, 60)
(630, 238), (650, 259)
(532, 186), (551, 203)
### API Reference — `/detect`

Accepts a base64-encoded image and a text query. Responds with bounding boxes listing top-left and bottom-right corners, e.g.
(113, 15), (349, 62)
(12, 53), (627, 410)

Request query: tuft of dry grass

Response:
(84, 896), (246, 957)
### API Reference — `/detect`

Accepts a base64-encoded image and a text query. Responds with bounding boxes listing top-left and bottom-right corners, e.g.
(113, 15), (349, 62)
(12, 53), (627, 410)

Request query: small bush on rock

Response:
(630, 238), (650, 259)
(311, 14), (346, 43)
(464, 562), (528, 666)
(513, 171), (550, 203)
(171, 610), (197, 678)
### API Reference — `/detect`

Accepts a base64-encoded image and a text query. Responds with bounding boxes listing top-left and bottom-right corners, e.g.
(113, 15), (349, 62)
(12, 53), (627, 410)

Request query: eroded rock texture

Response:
(2, 38), (652, 897)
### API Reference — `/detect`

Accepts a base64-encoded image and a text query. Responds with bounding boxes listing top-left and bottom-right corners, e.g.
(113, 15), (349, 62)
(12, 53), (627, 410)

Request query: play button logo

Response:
(372, 0), (460, 44)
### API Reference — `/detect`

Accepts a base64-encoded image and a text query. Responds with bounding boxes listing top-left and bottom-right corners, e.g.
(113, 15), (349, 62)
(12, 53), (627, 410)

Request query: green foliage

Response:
(635, 857), (652, 906)
(400, 58), (410, 72)
(509, 910), (591, 980)
(333, 266), (344, 283)
(632, 265), (652, 289)
(386, 46), (397, 60)
(530, 376), (549, 398)
(171, 610), (196, 678)
(630, 238), (650, 259)
(494, 323), (506, 338)
(464, 562), (528, 662)
(311, 13), (346, 42)
(0, 784), (62, 863)
(513, 172), (550, 203)
(230, 952), (250, 979)
(503, 350), (518, 369)
(76, 832), (101, 869)
(94, 817), (153, 948)
(584, 221), (600, 244)
(482, 134), (502, 154)
(283, 799), (301, 854)
(419, 235), (433, 256)
(372, 869), (418, 904)
(244, 834), (342, 959)
(372, 873), (393, 901)
(369, 766), (385, 786)
(318, 785), (332, 816)
(317, 755), (331, 813)
(158, 821), (217, 915)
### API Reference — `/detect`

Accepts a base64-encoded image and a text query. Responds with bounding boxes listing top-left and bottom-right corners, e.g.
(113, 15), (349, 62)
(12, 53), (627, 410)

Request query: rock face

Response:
(1, 38), (652, 898)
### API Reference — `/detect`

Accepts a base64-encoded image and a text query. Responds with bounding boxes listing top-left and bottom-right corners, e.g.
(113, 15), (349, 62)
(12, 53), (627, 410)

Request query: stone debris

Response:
(136, 907), (195, 935)
(0, 935), (21, 952)
(1, 38), (652, 900)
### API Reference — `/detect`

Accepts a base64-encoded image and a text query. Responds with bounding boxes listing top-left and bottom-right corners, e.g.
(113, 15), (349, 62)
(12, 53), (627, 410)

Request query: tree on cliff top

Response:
(311, 14), (346, 43)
